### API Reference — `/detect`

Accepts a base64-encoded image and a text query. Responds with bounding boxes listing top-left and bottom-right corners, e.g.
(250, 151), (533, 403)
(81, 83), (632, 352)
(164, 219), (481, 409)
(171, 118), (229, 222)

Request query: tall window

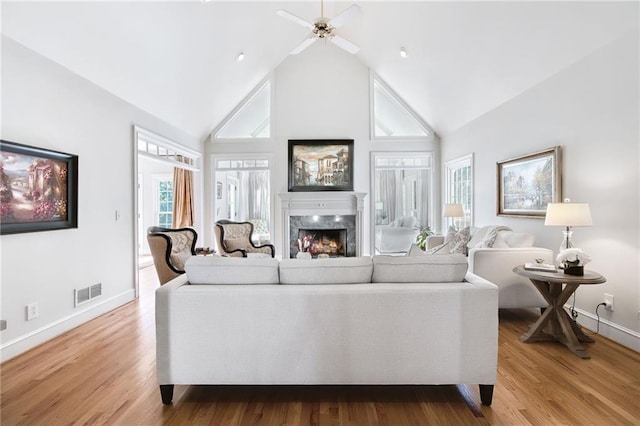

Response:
(371, 152), (433, 253)
(213, 155), (272, 244)
(154, 176), (173, 228)
(445, 153), (474, 229)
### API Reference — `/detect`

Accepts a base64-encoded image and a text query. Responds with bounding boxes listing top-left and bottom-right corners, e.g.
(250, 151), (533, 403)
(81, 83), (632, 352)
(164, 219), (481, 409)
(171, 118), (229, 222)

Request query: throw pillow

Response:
(448, 226), (472, 255)
(223, 237), (246, 252)
(170, 251), (191, 270)
(425, 242), (452, 254)
(407, 243), (427, 256)
(444, 225), (458, 243)
(466, 226), (489, 250)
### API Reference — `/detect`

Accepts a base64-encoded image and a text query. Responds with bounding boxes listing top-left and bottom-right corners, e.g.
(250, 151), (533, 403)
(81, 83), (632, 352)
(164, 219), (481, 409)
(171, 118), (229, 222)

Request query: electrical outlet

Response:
(603, 293), (614, 311)
(26, 303), (39, 321)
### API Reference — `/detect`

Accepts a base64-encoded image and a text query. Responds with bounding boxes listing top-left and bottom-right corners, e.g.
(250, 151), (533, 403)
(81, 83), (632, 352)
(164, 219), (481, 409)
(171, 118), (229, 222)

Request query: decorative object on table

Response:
(544, 199), (592, 252)
(524, 262), (557, 272)
(442, 203), (464, 231)
(497, 146), (561, 218)
(296, 233), (314, 259)
(1, 140), (78, 235)
(556, 248), (591, 276)
(317, 253), (329, 259)
(288, 139), (353, 192)
(415, 225), (434, 251)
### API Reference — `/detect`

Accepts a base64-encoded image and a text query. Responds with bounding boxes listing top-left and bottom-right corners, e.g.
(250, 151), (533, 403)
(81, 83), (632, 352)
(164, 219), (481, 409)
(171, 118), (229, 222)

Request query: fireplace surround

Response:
(278, 192), (366, 259)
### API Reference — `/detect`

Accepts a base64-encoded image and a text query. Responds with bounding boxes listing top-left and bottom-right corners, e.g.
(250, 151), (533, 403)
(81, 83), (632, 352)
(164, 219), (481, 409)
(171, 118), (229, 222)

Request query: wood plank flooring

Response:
(1, 266), (639, 425)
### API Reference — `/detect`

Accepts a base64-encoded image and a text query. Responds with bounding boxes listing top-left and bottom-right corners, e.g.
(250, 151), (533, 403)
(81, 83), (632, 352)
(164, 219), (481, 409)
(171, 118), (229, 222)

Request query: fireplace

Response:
(279, 192), (366, 259)
(289, 215), (355, 258)
(297, 228), (347, 257)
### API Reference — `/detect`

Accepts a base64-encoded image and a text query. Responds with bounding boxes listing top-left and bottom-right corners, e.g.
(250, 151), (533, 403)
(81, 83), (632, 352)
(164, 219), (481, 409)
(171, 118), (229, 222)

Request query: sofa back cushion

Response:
(279, 257), (373, 284)
(185, 255), (280, 285)
(372, 254), (468, 283)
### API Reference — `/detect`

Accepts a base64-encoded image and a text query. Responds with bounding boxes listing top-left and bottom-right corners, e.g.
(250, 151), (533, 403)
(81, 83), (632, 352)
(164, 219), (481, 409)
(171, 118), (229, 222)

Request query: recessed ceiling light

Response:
(237, 52), (245, 61)
(400, 47), (408, 58)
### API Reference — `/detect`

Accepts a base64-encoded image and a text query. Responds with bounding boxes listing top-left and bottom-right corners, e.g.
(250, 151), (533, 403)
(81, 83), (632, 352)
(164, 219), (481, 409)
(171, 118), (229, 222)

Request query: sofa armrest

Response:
(426, 235), (445, 250)
(468, 247), (553, 308)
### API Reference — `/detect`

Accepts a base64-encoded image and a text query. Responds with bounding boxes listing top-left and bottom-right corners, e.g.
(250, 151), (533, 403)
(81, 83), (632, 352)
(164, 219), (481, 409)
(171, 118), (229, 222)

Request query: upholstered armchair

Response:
(147, 226), (198, 284)
(214, 220), (275, 258)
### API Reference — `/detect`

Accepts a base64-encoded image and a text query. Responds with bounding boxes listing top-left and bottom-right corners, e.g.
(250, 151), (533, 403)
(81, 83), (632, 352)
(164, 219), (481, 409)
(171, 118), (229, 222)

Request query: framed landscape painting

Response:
(497, 146), (561, 218)
(1, 140), (78, 235)
(288, 139), (354, 192)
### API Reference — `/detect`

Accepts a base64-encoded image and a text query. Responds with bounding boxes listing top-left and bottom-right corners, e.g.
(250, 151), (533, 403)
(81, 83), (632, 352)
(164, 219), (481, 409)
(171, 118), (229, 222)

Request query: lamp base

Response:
(559, 229), (574, 253)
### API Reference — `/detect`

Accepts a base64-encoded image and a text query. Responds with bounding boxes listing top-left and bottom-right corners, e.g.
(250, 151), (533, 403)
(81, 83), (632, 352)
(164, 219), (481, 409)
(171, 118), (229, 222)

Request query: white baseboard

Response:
(0, 289), (135, 363)
(569, 305), (640, 352)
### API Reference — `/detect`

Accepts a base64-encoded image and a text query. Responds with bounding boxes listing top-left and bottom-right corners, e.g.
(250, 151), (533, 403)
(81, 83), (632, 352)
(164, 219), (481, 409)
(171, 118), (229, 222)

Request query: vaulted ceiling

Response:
(2, 1), (638, 140)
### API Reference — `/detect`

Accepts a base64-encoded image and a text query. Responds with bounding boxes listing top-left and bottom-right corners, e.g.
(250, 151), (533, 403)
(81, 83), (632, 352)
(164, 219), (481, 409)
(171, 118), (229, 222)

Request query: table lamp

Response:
(544, 200), (592, 252)
(443, 203), (464, 231)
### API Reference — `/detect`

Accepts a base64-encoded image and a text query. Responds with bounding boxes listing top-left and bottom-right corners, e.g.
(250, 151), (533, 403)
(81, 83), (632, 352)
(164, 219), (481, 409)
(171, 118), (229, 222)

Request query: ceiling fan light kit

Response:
(277, 1), (361, 55)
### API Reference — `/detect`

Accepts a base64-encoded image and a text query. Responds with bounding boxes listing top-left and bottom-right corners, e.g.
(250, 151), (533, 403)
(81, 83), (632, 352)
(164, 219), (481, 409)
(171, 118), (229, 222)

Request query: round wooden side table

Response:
(513, 265), (606, 359)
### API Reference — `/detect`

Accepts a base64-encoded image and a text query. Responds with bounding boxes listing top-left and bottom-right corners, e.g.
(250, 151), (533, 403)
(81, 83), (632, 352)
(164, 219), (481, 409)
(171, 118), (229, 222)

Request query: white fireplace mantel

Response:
(278, 192), (367, 258)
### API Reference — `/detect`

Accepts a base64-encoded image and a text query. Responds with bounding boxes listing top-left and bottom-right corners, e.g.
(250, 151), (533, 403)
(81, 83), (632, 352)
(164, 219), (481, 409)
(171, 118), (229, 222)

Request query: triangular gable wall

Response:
(213, 76), (272, 140)
(370, 72), (434, 140)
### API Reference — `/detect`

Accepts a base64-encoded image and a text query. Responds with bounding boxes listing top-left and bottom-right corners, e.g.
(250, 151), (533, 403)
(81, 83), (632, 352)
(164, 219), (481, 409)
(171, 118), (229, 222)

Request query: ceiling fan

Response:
(277, 1), (361, 55)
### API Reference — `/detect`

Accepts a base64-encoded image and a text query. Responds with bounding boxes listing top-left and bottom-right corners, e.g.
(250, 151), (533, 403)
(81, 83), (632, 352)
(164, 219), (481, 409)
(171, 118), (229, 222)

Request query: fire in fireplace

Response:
(297, 228), (347, 257)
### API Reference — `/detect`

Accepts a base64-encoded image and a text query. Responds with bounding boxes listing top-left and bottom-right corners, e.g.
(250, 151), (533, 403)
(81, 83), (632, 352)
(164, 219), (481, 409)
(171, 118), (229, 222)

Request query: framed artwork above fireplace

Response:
(288, 139), (354, 192)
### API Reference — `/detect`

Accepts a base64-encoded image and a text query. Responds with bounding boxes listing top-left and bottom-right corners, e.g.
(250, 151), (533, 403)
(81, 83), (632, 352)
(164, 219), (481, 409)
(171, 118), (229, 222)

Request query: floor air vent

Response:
(75, 283), (102, 307)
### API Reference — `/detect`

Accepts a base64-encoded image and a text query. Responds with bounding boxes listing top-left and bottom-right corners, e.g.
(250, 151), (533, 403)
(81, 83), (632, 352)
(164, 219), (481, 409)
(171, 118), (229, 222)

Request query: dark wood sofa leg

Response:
(160, 384), (174, 404)
(479, 384), (494, 405)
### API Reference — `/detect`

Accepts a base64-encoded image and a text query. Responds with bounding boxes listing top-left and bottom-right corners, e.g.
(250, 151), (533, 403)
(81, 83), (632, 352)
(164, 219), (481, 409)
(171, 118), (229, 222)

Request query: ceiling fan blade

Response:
(328, 4), (361, 28)
(290, 35), (317, 55)
(276, 9), (315, 30)
(329, 35), (360, 54)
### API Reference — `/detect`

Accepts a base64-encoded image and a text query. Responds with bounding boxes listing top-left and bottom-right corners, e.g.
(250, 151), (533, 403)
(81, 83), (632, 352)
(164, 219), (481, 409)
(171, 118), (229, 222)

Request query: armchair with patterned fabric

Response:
(147, 226), (198, 285)
(214, 220), (275, 258)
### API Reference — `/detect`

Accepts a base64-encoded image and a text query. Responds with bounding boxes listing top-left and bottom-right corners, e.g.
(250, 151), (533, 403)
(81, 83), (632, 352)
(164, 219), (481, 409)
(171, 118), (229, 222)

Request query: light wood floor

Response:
(2, 266), (639, 425)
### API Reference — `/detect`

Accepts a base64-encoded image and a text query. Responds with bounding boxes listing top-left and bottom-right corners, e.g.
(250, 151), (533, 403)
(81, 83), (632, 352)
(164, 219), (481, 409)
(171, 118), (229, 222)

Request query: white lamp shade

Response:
(442, 204), (464, 218)
(544, 203), (592, 227)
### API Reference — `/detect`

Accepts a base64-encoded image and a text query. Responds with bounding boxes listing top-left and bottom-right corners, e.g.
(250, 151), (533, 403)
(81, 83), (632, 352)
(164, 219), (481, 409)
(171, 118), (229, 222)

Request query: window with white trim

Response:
(371, 74), (433, 139)
(213, 78), (272, 140)
(153, 175), (173, 228)
(444, 153), (474, 229)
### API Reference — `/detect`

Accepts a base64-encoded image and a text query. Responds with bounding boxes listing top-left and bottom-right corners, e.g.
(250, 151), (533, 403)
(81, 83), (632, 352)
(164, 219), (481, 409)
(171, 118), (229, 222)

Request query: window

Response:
(135, 126), (200, 171)
(213, 155), (272, 245)
(444, 154), (474, 229)
(371, 152), (433, 253)
(370, 73), (433, 139)
(213, 78), (272, 140)
(154, 176), (173, 228)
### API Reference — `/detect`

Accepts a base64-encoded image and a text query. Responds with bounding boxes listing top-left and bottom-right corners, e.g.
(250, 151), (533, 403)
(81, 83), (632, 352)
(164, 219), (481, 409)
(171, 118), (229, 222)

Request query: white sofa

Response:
(426, 226), (553, 309)
(156, 255), (499, 406)
(375, 216), (420, 253)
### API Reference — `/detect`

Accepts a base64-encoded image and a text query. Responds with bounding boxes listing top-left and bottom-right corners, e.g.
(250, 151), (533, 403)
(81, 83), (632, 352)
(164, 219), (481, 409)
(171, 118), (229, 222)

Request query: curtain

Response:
(172, 167), (194, 228)
(378, 170), (404, 222)
(239, 170), (270, 222)
(415, 168), (429, 228)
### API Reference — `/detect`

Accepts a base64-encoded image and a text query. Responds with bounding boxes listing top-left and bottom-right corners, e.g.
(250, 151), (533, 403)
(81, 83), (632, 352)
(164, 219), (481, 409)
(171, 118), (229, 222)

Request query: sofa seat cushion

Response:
(372, 254), (468, 283)
(279, 257), (373, 284)
(185, 255), (280, 285)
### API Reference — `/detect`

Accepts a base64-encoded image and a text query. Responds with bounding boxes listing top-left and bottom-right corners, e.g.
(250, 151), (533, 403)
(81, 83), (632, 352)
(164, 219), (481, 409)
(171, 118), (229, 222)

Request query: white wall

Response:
(205, 42), (439, 254)
(0, 37), (201, 361)
(441, 30), (639, 349)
